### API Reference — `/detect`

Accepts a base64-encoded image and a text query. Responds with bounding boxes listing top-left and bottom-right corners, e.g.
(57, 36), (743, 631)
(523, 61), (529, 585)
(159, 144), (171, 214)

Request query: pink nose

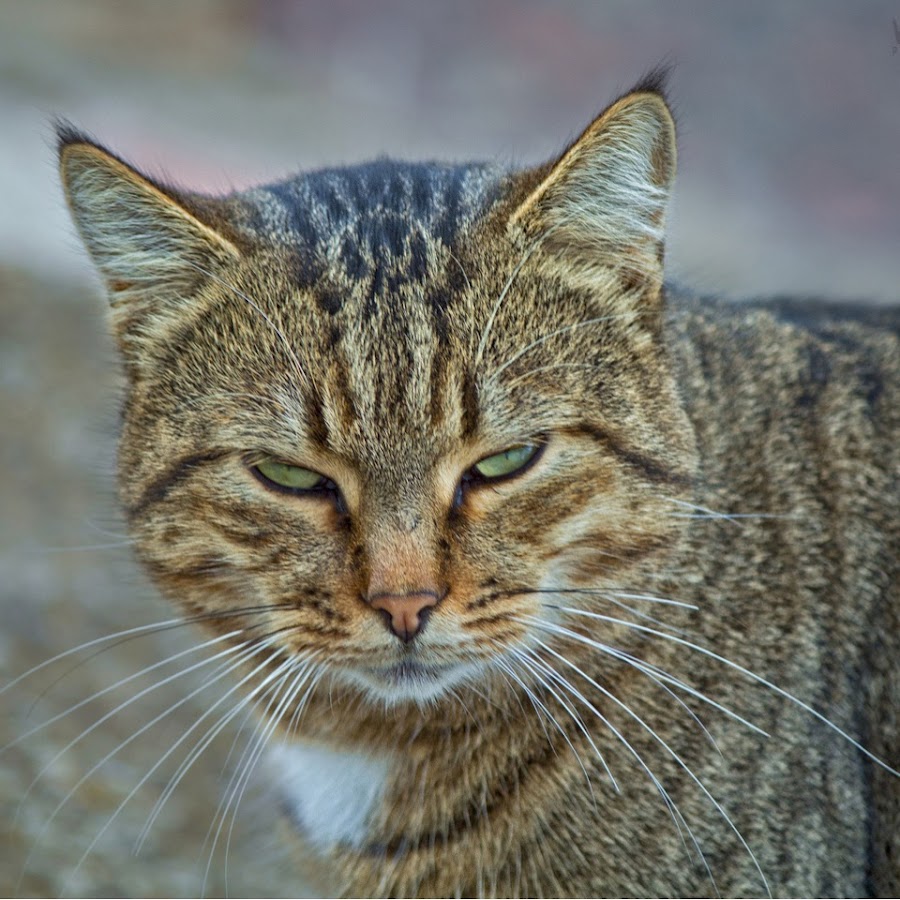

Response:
(368, 591), (439, 642)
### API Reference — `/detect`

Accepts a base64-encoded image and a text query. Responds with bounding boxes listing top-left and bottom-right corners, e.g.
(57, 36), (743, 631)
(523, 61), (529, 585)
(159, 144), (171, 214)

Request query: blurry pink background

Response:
(3, 0), (899, 300)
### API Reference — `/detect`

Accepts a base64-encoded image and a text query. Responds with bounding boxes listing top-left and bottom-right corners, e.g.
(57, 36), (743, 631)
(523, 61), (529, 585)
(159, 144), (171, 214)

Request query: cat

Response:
(56, 69), (898, 897)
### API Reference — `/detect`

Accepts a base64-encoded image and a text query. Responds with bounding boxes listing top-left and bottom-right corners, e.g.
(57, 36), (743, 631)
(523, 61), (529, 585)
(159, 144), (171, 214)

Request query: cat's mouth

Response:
(348, 657), (475, 705)
(367, 659), (453, 684)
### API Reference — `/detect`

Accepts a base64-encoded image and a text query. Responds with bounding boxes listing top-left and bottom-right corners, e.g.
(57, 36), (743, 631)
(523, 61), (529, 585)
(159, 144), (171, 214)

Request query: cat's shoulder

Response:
(667, 284), (900, 337)
(665, 285), (899, 433)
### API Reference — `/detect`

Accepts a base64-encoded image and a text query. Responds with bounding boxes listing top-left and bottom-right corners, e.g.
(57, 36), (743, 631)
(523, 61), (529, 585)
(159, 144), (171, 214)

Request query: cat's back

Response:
(666, 289), (899, 895)
(667, 288), (899, 615)
(668, 289), (900, 452)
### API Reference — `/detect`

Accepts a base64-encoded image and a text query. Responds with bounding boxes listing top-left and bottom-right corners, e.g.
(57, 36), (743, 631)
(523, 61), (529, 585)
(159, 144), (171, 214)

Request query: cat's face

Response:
(59, 83), (696, 708)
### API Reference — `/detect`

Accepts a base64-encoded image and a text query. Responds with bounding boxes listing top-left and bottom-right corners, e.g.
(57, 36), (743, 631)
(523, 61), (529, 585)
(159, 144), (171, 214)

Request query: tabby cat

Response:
(58, 71), (898, 897)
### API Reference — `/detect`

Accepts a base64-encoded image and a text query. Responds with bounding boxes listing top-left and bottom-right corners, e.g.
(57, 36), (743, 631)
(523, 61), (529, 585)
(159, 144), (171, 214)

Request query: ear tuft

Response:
(628, 63), (674, 102)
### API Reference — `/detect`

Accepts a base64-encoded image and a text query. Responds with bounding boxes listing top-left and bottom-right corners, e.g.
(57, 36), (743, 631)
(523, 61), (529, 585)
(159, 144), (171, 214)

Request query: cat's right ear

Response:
(508, 71), (676, 306)
(57, 123), (241, 350)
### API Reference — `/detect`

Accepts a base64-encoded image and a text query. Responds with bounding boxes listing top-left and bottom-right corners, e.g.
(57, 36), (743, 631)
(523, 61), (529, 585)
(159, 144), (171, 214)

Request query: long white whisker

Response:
(518, 638), (715, 891)
(594, 644), (723, 753)
(491, 658), (554, 745)
(207, 659), (320, 897)
(212, 661), (307, 897)
(512, 648), (616, 790)
(186, 262), (312, 395)
(474, 231), (549, 370)
(66, 642), (287, 889)
(507, 648), (616, 793)
(21, 637), (276, 893)
(608, 590), (698, 610)
(197, 661), (297, 861)
(494, 654), (599, 797)
(503, 361), (614, 390)
(284, 665), (326, 736)
(1, 616), (206, 698)
(5, 630), (241, 752)
(23, 540), (136, 553)
(528, 627), (769, 896)
(486, 314), (631, 386)
(546, 605), (900, 776)
(223, 662), (323, 895)
(593, 593), (693, 635)
(664, 498), (798, 524)
(14, 633), (247, 833)
(133, 644), (298, 853)
(605, 644), (767, 738)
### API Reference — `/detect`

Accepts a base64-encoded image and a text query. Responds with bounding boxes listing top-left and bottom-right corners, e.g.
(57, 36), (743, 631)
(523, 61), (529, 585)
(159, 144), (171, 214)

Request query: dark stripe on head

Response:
(460, 371), (481, 439)
(127, 450), (230, 519)
(569, 423), (693, 486)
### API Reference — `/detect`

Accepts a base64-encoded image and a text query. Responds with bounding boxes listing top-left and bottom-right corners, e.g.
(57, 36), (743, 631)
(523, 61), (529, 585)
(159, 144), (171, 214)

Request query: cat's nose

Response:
(367, 591), (439, 643)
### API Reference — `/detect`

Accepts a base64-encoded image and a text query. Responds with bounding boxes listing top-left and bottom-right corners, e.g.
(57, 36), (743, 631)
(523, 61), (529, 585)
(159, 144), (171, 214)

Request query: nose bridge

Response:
(365, 517), (440, 598)
(361, 477), (441, 596)
(358, 486), (447, 643)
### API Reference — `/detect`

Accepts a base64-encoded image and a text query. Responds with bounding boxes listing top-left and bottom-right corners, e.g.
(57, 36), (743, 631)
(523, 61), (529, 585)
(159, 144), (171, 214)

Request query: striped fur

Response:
(59, 75), (898, 897)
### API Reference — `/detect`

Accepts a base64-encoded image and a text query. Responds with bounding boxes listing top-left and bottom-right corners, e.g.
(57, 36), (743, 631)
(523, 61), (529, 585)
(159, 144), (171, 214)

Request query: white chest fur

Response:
(267, 742), (391, 851)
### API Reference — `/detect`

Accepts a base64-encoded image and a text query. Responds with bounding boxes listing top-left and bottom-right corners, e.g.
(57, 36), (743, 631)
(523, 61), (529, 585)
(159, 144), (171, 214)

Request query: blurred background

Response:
(1, 1), (898, 896)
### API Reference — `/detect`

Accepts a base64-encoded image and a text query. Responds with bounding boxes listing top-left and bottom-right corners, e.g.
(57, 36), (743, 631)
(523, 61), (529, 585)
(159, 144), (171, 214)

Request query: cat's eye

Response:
(472, 443), (542, 480)
(251, 457), (330, 493)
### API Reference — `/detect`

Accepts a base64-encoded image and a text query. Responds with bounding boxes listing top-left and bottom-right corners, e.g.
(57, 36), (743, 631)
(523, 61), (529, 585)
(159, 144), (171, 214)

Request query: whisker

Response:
(486, 314), (631, 386)
(447, 248), (473, 294)
(601, 642), (764, 741)
(493, 656), (576, 770)
(213, 660), (309, 898)
(284, 665), (326, 736)
(516, 638), (715, 892)
(186, 262), (312, 396)
(23, 539), (136, 553)
(528, 626), (771, 896)
(133, 645), (305, 853)
(207, 658), (321, 897)
(545, 605), (900, 777)
(590, 594), (693, 635)
(21, 636), (277, 894)
(507, 585), (698, 611)
(14, 635), (251, 836)
(2, 616), (201, 698)
(5, 602), (302, 710)
(222, 661), (323, 895)
(4, 630), (244, 753)
(590, 644), (723, 754)
(64, 640), (290, 892)
(505, 647), (615, 794)
(195, 658), (299, 863)
(474, 228), (552, 371)
(663, 498), (798, 524)
(503, 361), (615, 390)
(607, 590), (698, 611)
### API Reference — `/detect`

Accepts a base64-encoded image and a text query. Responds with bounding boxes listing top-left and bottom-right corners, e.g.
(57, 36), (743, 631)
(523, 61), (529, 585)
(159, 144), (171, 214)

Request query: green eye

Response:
(253, 458), (328, 492)
(473, 444), (541, 480)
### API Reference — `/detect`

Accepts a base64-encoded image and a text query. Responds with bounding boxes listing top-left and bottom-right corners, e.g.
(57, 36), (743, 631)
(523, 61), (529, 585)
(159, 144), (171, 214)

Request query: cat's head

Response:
(59, 73), (696, 708)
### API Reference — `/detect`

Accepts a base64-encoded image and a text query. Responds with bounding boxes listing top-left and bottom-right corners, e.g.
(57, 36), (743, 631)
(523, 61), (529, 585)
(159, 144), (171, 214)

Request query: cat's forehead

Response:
(244, 159), (505, 282)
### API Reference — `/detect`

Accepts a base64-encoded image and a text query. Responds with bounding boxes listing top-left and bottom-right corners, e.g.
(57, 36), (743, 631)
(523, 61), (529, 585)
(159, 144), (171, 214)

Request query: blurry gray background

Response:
(1, 2), (898, 897)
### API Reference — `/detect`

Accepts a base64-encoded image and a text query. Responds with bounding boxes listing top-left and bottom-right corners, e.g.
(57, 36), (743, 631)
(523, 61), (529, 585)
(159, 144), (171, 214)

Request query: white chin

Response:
(344, 659), (480, 706)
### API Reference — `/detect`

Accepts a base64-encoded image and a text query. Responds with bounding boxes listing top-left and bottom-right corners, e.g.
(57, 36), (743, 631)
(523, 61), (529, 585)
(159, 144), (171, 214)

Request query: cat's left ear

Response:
(57, 122), (242, 350)
(510, 71), (675, 299)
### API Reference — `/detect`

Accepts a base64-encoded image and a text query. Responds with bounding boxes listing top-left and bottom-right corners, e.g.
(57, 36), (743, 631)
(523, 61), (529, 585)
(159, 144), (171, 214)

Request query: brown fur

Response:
(59, 75), (898, 897)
